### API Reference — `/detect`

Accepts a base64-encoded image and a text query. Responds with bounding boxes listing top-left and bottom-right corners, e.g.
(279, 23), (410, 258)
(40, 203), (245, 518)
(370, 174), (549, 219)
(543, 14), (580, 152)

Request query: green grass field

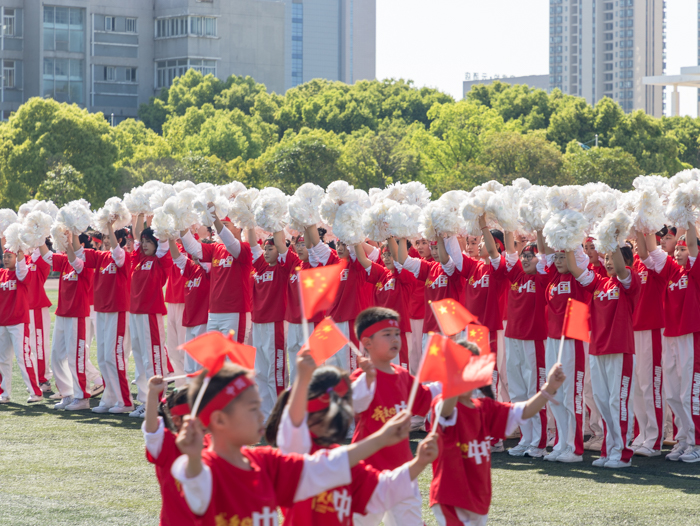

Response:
(1, 286), (699, 525)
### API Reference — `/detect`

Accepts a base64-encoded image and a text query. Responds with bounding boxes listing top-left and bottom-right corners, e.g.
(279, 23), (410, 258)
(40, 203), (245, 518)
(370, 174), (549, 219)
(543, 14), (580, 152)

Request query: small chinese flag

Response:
(466, 324), (491, 355)
(431, 298), (479, 336)
(562, 298), (590, 342)
(419, 334), (479, 398)
(461, 352), (496, 391)
(301, 318), (349, 365)
(179, 331), (256, 375)
(298, 263), (345, 319)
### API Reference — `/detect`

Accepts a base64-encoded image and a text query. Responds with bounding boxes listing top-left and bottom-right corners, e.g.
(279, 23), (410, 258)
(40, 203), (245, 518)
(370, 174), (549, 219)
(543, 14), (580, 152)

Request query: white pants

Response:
(253, 321), (287, 420)
(632, 329), (665, 450)
(327, 320), (357, 372)
(84, 306), (102, 387)
(505, 338), (547, 449)
(662, 333), (700, 447)
(0, 323), (42, 397)
(432, 504), (487, 526)
(166, 303), (187, 386)
(353, 489), (423, 526)
(184, 324), (208, 375)
(29, 307), (51, 383)
(545, 337), (585, 455)
(493, 328), (508, 403)
(95, 312), (132, 409)
(130, 313), (169, 404)
(583, 340), (604, 438)
(51, 316), (89, 399)
(285, 321), (314, 385)
(206, 312), (252, 345)
(589, 353), (635, 463)
(408, 319), (424, 375)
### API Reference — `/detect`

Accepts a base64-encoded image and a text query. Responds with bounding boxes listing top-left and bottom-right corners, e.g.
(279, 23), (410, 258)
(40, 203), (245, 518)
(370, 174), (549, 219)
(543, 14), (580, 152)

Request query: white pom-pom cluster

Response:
(93, 197), (131, 235)
(386, 202), (422, 240)
(20, 211), (53, 250)
(55, 200), (93, 235)
(592, 210), (633, 254)
(631, 187), (666, 234)
(518, 185), (548, 231)
(0, 208), (18, 236)
(229, 189), (259, 229)
(462, 189), (492, 236)
(151, 207), (180, 241)
(18, 200), (38, 221)
(219, 181), (247, 201)
(149, 184), (177, 211)
(666, 180), (700, 229)
(333, 202), (366, 245)
(124, 186), (154, 215)
(4, 223), (29, 253)
(288, 183), (324, 229)
(427, 190), (468, 238)
(486, 186), (521, 233)
(50, 223), (70, 253)
(547, 185), (585, 212)
(194, 186), (231, 227)
(32, 200), (59, 219)
(362, 198), (397, 242)
(320, 181), (357, 227)
(173, 180), (196, 193)
(164, 190), (200, 232)
(582, 191), (618, 232)
(668, 169), (700, 191)
(400, 181), (431, 207)
(543, 209), (588, 251)
(253, 187), (288, 233)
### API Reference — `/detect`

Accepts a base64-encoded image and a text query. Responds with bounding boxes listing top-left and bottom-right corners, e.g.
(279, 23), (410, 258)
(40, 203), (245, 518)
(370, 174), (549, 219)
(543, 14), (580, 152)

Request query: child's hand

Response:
(377, 410), (411, 447)
(176, 416), (204, 457)
(545, 363), (566, 393)
(357, 356), (376, 387)
(296, 348), (316, 383)
(416, 433), (440, 466)
(148, 375), (167, 395)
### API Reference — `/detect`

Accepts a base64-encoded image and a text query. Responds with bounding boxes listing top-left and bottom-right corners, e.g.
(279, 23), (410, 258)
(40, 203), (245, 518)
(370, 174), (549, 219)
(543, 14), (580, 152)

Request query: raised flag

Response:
(466, 323), (491, 355)
(178, 330), (256, 374)
(419, 334), (476, 398)
(562, 298), (590, 342)
(301, 318), (349, 365)
(298, 263), (345, 319)
(430, 298), (479, 336)
(461, 352), (496, 391)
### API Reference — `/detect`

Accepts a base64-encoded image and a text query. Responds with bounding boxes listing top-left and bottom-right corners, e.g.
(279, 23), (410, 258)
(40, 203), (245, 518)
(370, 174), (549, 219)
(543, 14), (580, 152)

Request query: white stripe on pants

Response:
(352, 488), (423, 526)
(328, 320), (351, 372)
(206, 312), (252, 344)
(505, 338), (546, 448)
(408, 319), (424, 375)
(29, 307), (51, 382)
(0, 324), (41, 397)
(662, 333), (697, 447)
(51, 316), (89, 399)
(431, 504), (487, 526)
(184, 324), (208, 375)
(285, 321), (314, 385)
(95, 312), (132, 409)
(583, 340), (604, 438)
(130, 313), (169, 404)
(633, 330), (665, 450)
(166, 303), (187, 386)
(494, 328), (509, 403)
(253, 321), (286, 420)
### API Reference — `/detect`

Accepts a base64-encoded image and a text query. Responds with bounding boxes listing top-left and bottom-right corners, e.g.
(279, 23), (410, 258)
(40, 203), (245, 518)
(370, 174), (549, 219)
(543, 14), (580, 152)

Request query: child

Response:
(406, 238), (432, 375)
(171, 361), (417, 524)
(26, 242), (53, 392)
(165, 239), (188, 385)
(350, 307), (441, 526)
(266, 349), (438, 525)
(429, 340), (565, 526)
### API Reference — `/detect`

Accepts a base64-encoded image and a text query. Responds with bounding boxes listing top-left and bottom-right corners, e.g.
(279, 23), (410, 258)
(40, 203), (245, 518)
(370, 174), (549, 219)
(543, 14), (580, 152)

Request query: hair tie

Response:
(307, 379), (349, 413)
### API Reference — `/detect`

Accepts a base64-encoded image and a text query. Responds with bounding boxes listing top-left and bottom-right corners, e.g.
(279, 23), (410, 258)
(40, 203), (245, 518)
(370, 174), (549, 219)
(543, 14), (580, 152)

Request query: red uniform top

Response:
(51, 254), (91, 318)
(328, 258), (368, 323)
(282, 442), (380, 526)
(656, 256), (700, 337)
(583, 271), (640, 356)
(0, 268), (29, 326)
(198, 446), (305, 525)
(198, 242), (253, 314)
(165, 244), (186, 304)
(544, 265), (591, 339)
(408, 255), (433, 320)
(416, 259), (464, 333)
(429, 396), (511, 516)
(181, 260), (211, 327)
(25, 254), (51, 310)
(129, 248), (173, 315)
(632, 256), (665, 331)
(504, 260), (549, 341)
(460, 256), (507, 333)
(83, 249), (131, 313)
(589, 262), (607, 278)
(350, 364), (432, 471)
(252, 250), (299, 324)
(366, 263), (416, 333)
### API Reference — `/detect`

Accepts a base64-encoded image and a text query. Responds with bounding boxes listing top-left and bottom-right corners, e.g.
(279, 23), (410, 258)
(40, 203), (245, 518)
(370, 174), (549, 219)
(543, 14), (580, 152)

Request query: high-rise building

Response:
(549, 0), (665, 117)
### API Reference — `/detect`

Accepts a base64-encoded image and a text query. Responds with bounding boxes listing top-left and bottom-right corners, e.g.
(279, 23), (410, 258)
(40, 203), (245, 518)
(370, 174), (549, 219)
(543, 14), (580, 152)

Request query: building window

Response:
(105, 16), (115, 32)
(291, 3), (303, 86)
(104, 66), (116, 81)
(156, 59), (216, 88)
(3, 8), (15, 36)
(189, 16), (216, 36)
(3, 60), (15, 88)
(126, 67), (137, 82)
(43, 58), (84, 104)
(156, 16), (216, 38)
(126, 18), (137, 33)
(44, 6), (85, 53)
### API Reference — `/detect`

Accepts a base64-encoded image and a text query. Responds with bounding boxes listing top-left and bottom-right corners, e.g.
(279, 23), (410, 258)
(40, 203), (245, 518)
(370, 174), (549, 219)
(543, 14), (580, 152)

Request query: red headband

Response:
(307, 379), (350, 413)
(584, 237), (594, 244)
(197, 375), (254, 427)
(222, 217), (232, 222)
(359, 319), (400, 340)
(655, 235), (661, 243)
(296, 235), (305, 244)
(677, 239), (687, 247)
(429, 241), (438, 246)
(169, 402), (191, 416)
(91, 236), (101, 243)
(522, 244), (538, 254)
(264, 238), (275, 246)
(494, 238), (505, 253)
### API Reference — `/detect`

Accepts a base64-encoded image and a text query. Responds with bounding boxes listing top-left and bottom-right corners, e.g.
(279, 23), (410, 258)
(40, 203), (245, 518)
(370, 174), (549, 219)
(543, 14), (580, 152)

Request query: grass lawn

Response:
(1, 285), (699, 525)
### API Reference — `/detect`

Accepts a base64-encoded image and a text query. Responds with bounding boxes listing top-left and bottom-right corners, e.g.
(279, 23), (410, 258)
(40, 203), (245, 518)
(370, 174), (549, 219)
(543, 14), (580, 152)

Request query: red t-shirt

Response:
(504, 260), (549, 341)
(252, 250), (298, 324)
(631, 256), (665, 331)
(200, 242), (253, 314)
(181, 260), (211, 327)
(129, 249), (173, 315)
(460, 256), (507, 333)
(589, 262), (607, 277)
(656, 256), (700, 337)
(83, 249), (131, 313)
(584, 271), (640, 356)
(429, 396), (512, 516)
(0, 269), (30, 325)
(198, 446), (305, 525)
(329, 258), (369, 323)
(544, 265), (591, 339)
(350, 364), (432, 471)
(51, 254), (91, 318)
(408, 255), (433, 320)
(417, 260), (464, 333)
(366, 263), (416, 333)
(25, 255), (51, 310)
(165, 243), (187, 304)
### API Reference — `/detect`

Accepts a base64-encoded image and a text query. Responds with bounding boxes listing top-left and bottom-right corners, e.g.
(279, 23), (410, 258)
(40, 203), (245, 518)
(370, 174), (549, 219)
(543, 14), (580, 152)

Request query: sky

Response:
(376, 0), (699, 117)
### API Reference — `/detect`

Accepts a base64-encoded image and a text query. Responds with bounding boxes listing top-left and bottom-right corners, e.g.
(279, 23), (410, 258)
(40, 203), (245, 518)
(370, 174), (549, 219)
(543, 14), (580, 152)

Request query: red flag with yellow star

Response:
(301, 318), (349, 365)
(466, 323), (491, 355)
(178, 330), (256, 374)
(430, 298), (478, 336)
(419, 334), (475, 398)
(298, 263), (345, 319)
(563, 298), (590, 342)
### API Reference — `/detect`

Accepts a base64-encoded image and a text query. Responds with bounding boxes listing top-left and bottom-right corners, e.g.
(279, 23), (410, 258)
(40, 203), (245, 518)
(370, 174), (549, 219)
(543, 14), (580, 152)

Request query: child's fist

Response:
(546, 363), (566, 392)
(148, 375), (167, 394)
(416, 433), (440, 465)
(296, 348), (316, 381)
(176, 416), (204, 457)
(357, 356), (377, 387)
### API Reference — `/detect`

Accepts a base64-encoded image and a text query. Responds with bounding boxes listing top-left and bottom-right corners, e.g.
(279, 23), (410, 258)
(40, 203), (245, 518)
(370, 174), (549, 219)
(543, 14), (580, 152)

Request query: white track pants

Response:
(353, 488), (423, 526)
(432, 504), (487, 526)
(253, 321), (287, 420)
(166, 303), (187, 386)
(327, 320), (358, 372)
(493, 328), (508, 403)
(662, 333), (700, 447)
(584, 340), (604, 438)
(0, 323), (42, 397)
(206, 312), (251, 345)
(632, 329), (665, 450)
(408, 319), (424, 375)
(130, 313), (169, 404)
(95, 312), (132, 409)
(84, 306), (102, 387)
(51, 316), (89, 399)
(505, 338), (548, 449)
(184, 324), (208, 375)
(590, 353), (635, 463)
(29, 307), (51, 383)
(285, 321), (314, 385)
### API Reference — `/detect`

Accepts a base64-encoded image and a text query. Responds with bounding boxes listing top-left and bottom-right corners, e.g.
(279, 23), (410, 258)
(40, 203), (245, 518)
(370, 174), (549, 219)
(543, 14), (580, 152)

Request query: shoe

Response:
(90, 384), (105, 397)
(491, 440), (504, 453)
(604, 459), (632, 469)
(129, 405), (146, 418)
(54, 396), (74, 410)
(584, 436), (603, 452)
(679, 445), (700, 463)
(665, 443), (689, 461)
(0, 397), (10, 404)
(525, 447), (547, 458)
(40, 382), (52, 393)
(108, 404), (135, 414)
(547, 430), (556, 447)
(508, 444), (529, 457)
(49, 392), (63, 400)
(27, 394), (44, 403)
(131, 379), (136, 385)
(544, 449), (562, 462)
(663, 436), (677, 446)
(592, 457), (608, 467)
(556, 448), (583, 463)
(65, 398), (90, 411)
(92, 404), (112, 414)
(634, 446), (661, 457)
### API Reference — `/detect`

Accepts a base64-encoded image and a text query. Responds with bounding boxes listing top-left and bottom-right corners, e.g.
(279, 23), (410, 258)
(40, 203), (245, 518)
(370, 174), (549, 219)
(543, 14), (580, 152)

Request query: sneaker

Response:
(665, 443), (689, 461)
(90, 384), (105, 397)
(508, 444), (529, 457)
(27, 394), (44, 403)
(92, 404), (112, 414)
(131, 379), (137, 385)
(65, 398), (90, 411)
(592, 457), (608, 467)
(129, 404), (146, 418)
(557, 448), (583, 463)
(525, 447), (547, 458)
(544, 449), (562, 462)
(584, 435), (603, 452)
(547, 430), (556, 447)
(49, 392), (64, 400)
(634, 446), (661, 457)
(491, 440), (504, 453)
(679, 445), (700, 463)
(604, 459), (632, 469)
(40, 382), (52, 393)
(109, 404), (136, 414)
(0, 396), (11, 404)
(54, 396), (74, 410)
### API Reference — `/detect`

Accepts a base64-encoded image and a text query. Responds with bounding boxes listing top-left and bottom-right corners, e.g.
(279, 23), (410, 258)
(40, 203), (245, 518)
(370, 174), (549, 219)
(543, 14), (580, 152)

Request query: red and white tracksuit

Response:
(283, 252), (316, 385)
(406, 250), (432, 375)
(26, 249), (52, 384)
(165, 244), (187, 384)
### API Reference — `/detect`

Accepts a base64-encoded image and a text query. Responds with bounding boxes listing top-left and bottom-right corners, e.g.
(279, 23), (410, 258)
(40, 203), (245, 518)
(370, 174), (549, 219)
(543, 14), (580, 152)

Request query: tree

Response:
(662, 116), (700, 168)
(562, 141), (641, 190)
(112, 119), (171, 168)
(35, 162), (85, 206)
(546, 93), (596, 150)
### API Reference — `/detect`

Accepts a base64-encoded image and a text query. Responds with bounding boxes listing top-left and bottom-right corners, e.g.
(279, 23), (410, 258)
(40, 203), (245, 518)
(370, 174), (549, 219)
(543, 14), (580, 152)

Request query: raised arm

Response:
(688, 224), (698, 258)
(387, 238), (399, 262)
(107, 222), (119, 253)
(355, 242), (371, 269)
(273, 230), (288, 257)
(479, 215), (499, 259)
(538, 230), (553, 255)
(133, 213), (144, 242)
(565, 250), (584, 279)
(168, 239), (182, 261)
(504, 231), (515, 254)
(304, 225), (321, 249)
(611, 247), (630, 280)
(437, 237), (449, 265)
(397, 238), (408, 265)
(636, 230), (649, 261)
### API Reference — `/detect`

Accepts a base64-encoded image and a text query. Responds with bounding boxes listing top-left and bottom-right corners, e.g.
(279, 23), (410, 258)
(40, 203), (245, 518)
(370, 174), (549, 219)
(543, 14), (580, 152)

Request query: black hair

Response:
(160, 385), (189, 433)
(490, 229), (505, 254)
(677, 234), (696, 248)
(45, 237), (53, 251)
(90, 232), (103, 241)
(140, 227), (158, 248)
(454, 339), (495, 399)
(317, 227), (327, 242)
(354, 307), (400, 341)
(619, 246), (634, 267)
(406, 239), (413, 250)
(78, 233), (94, 250)
(188, 362), (251, 422)
(265, 366), (353, 447)
(657, 226), (677, 237)
(521, 242), (538, 255)
(114, 228), (128, 248)
(328, 240), (336, 251)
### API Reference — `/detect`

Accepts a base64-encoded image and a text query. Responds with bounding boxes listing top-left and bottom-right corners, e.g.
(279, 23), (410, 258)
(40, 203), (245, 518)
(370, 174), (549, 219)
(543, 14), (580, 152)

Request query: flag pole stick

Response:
(557, 298), (571, 364)
(166, 374), (189, 383)
(190, 376), (211, 420)
(406, 334), (432, 416)
(429, 400), (444, 437)
(297, 269), (311, 346)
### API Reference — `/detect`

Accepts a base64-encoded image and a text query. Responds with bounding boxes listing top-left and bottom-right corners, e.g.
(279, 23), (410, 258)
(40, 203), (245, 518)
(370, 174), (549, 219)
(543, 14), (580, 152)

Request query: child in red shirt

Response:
(165, 241), (188, 386)
(406, 238), (433, 375)
(26, 245), (53, 391)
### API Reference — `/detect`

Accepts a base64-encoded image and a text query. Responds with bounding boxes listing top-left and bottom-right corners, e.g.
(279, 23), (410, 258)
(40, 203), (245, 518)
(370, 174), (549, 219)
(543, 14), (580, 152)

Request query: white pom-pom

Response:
(432, 191), (468, 238)
(386, 202), (422, 240)
(219, 181), (247, 201)
(632, 187), (666, 235)
(93, 197), (131, 235)
(124, 187), (154, 215)
(252, 187), (288, 233)
(486, 187), (521, 232)
(400, 181), (432, 207)
(419, 202), (441, 242)
(326, 181), (355, 203)
(55, 201), (92, 235)
(369, 188), (383, 205)
(592, 210), (633, 254)
(362, 199), (397, 242)
(333, 202), (366, 245)
(163, 190), (200, 232)
(669, 169), (700, 191)
(666, 180), (700, 229)
(174, 180), (196, 193)
(50, 223), (69, 253)
(20, 211), (53, 249)
(229, 189), (259, 229)
(474, 180), (504, 193)
(353, 189), (371, 209)
(543, 209), (587, 251)
(3, 223), (29, 253)
(633, 175), (670, 205)
(462, 189), (493, 236)
(151, 207), (180, 241)
(18, 200), (38, 221)
(518, 185), (548, 232)
(547, 186), (585, 212)
(582, 191), (618, 233)
(382, 183), (404, 203)
(149, 184), (177, 210)
(512, 178), (532, 192)
(288, 183), (324, 229)
(32, 201), (59, 219)
(0, 209), (18, 236)
(194, 186), (231, 227)
(142, 180), (165, 191)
